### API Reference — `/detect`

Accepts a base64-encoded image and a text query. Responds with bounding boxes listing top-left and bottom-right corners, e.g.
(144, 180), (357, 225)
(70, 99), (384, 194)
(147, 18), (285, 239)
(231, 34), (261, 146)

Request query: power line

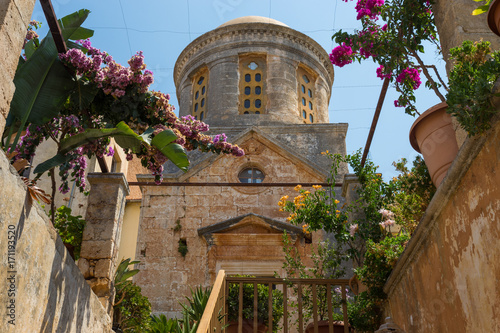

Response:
(331, 0), (338, 50)
(332, 84), (381, 89)
(117, 0), (133, 57)
(187, 0), (192, 41)
(87, 26), (203, 35)
(269, 0), (272, 23)
(329, 108), (375, 112)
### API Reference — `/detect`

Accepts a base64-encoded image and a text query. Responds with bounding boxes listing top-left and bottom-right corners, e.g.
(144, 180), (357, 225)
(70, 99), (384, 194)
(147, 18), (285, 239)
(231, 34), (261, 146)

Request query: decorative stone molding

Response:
(174, 23), (334, 88)
(375, 317), (406, 333)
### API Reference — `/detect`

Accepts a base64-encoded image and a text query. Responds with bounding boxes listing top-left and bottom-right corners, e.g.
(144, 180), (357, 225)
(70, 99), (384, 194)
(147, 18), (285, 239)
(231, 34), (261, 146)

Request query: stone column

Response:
(341, 173), (364, 224)
(78, 173), (130, 315)
(0, 0), (36, 134)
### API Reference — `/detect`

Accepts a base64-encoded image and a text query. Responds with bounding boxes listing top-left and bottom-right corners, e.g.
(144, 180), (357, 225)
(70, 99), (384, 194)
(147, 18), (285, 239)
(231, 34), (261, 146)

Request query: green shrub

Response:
(114, 258), (151, 332)
(52, 205), (86, 260)
(227, 276), (283, 331)
(447, 40), (500, 136)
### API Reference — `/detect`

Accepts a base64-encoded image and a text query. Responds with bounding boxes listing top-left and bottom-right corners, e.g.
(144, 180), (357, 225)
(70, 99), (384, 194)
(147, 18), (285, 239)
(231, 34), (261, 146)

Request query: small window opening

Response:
(238, 167), (265, 183)
(248, 62), (259, 70)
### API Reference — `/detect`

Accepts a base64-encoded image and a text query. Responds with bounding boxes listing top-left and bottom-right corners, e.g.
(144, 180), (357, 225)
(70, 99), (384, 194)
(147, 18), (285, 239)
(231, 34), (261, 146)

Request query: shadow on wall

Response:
(0, 153), (111, 333)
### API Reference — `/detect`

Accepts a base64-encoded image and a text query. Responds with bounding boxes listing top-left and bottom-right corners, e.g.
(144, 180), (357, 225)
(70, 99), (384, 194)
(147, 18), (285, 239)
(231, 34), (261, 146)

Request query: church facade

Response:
(126, 16), (348, 316)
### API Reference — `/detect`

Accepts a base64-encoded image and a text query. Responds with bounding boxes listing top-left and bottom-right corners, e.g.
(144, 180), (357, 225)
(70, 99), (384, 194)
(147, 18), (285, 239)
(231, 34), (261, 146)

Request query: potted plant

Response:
(226, 275), (284, 333)
(331, 0), (459, 186)
(447, 40), (500, 136)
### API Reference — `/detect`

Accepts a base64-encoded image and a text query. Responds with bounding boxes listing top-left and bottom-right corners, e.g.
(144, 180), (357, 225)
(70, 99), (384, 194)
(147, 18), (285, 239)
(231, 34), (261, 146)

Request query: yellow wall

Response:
(118, 201), (141, 262)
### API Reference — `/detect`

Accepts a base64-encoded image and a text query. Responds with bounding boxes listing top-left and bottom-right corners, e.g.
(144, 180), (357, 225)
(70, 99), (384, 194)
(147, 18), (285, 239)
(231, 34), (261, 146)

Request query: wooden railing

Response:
(198, 270), (227, 333)
(198, 271), (351, 333)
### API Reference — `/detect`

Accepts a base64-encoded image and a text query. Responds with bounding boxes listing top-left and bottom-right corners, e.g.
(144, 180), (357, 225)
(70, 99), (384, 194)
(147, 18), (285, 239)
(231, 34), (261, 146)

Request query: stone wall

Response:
(0, 153), (112, 332)
(0, 0), (36, 133)
(433, 0), (500, 74)
(0, 1), (112, 330)
(383, 116), (500, 332)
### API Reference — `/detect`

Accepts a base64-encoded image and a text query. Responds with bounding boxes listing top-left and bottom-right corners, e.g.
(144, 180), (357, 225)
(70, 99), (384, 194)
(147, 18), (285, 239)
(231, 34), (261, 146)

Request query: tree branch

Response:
(50, 168), (56, 225)
(412, 51), (446, 102)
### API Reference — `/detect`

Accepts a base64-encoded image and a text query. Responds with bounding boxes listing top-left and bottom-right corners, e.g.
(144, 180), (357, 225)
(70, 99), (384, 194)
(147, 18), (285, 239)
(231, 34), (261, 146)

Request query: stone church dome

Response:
(174, 16), (335, 127)
(217, 16), (288, 28)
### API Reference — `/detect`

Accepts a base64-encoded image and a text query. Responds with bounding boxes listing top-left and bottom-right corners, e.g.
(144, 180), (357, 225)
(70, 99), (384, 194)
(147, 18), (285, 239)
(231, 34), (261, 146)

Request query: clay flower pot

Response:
(348, 274), (367, 296)
(226, 319), (267, 333)
(409, 102), (459, 187)
(488, 0), (500, 36)
(305, 320), (349, 333)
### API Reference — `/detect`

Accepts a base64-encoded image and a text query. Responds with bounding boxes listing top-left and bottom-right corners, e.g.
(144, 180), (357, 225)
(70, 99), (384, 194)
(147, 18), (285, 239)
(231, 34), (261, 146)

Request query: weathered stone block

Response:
(94, 259), (113, 278)
(81, 240), (115, 259)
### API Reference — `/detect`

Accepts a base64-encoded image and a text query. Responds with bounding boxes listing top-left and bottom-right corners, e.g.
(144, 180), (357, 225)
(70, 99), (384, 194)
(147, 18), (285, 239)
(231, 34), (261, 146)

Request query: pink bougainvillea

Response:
(14, 39), (244, 191)
(329, 43), (354, 67)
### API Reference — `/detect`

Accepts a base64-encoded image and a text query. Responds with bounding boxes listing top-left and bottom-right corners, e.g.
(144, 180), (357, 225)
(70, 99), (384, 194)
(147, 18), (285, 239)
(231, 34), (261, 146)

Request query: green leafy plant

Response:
(472, 0), (493, 15)
(227, 275), (284, 332)
(148, 286), (212, 333)
(149, 314), (178, 333)
(279, 151), (435, 330)
(173, 220), (182, 232)
(388, 156), (436, 234)
(348, 234), (409, 331)
(279, 231), (346, 325)
(178, 239), (188, 257)
(447, 40), (500, 136)
(347, 291), (383, 332)
(180, 286), (211, 324)
(52, 205), (86, 260)
(114, 258), (152, 332)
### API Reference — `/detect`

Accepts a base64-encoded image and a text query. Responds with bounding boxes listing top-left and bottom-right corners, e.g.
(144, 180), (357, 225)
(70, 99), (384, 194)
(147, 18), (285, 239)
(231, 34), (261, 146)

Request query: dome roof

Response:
(218, 16), (288, 28)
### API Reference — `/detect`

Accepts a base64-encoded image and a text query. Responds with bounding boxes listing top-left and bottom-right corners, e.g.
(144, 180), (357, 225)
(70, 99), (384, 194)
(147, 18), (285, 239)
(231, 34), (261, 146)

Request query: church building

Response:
(119, 16), (348, 317)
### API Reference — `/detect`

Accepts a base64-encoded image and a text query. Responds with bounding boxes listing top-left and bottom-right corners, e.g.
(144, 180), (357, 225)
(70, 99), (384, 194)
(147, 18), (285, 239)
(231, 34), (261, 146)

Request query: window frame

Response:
(239, 55), (267, 115)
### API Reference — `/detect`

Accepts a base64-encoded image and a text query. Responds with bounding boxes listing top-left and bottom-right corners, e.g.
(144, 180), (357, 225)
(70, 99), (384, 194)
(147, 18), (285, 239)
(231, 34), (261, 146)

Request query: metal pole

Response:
(360, 77), (390, 168)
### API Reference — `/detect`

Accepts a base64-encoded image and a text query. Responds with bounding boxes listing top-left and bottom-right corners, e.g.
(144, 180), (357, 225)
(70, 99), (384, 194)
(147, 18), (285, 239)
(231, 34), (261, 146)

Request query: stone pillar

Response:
(0, 0), (36, 134)
(341, 173), (364, 224)
(78, 173), (130, 315)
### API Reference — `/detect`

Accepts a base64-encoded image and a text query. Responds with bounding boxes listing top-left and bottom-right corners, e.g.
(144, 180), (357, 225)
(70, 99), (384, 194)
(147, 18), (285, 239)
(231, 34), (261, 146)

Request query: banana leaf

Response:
(34, 122), (189, 174)
(151, 130), (189, 171)
(6, 9), (94, 153)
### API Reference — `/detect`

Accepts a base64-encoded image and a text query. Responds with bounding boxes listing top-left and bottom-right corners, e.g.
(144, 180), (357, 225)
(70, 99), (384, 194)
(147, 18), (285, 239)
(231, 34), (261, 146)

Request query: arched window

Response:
(192, 68), (208, 120)
(239, 55), (266, 115)
(238, 167), (265, 183)
(297, 66), (316, 124)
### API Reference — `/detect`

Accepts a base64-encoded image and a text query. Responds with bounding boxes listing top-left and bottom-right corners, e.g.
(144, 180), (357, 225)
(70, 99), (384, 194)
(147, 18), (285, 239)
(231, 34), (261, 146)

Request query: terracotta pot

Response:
(348, 274), (367, 296)
(305, 320), (349, 333)
(409, 102), (459, 187)
(488, 0), (500, 37)
(226, 319), (267, 333)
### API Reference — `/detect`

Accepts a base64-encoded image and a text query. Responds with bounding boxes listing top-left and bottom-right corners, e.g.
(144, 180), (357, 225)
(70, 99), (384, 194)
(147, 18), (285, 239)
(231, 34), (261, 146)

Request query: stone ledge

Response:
(384, 114), (500, 296)
(88, 172), (130, 196)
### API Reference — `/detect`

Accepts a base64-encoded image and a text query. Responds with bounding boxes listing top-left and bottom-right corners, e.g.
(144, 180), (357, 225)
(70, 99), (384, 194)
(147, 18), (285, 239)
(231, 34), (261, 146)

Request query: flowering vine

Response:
(10, 12), (244, 196)
(331, 0), (448, 116)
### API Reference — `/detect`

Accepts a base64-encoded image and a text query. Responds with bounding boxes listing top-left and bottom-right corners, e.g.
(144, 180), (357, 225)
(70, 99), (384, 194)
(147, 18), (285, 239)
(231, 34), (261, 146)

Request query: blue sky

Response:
(30, 0), (447, 179)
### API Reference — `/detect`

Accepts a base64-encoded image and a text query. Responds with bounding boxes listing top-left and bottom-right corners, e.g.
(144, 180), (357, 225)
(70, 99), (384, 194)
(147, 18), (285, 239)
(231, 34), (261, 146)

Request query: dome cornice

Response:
(173, 23), (334, 90)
